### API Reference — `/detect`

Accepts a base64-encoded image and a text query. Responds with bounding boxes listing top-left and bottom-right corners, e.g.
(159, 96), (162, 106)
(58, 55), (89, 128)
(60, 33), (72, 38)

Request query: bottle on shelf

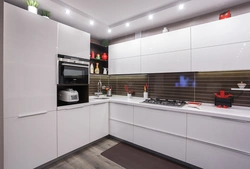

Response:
(95, 62), (100, 74)
(90, 63), (94, 74)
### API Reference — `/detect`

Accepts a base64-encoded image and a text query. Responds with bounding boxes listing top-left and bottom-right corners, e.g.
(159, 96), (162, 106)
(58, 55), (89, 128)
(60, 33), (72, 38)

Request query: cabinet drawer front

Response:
(134, 107), (186, 136)
(109, 39), (140, 59)
(134, 126), (186, 161)
(57, 106), (90, 156)
(191, 13), (250, 48)
(141, 50), (191, 73)
(90, 103), (109, 142)
(4, 111), (57, 169)
(109, 56), (141, 75)
(187, 114), (250, 153)
(192, 42), (250, 71)
(187, 140), (250, 169)
(110, 103), (133, 123)
(110, 120), (133, 143)
(141, 27), (190, 55)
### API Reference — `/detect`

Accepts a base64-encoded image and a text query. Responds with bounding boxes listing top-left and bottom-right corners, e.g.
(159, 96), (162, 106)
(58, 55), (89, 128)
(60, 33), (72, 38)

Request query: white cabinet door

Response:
(134, 107), (186, 137)
(186, 140), (250, 169)
(58, 23), (90, 59)
(4, 3), (57, 118)
(110, 103), (134, 123)
(187, 114), (250, 153)
(192, 42), (250, 71)
(90, 103), (109, 142)
(4, 111), (57, 169)
(109, 39), (140, 59)
(57, 106), (89, 156)
(141, 28), (191, 55)
(110, 120), (134, 143)
(141, 50), (191, 73)
(109, 56), (141, 74)
(134, 126), (186, 161)
(191, 13), (250, 49)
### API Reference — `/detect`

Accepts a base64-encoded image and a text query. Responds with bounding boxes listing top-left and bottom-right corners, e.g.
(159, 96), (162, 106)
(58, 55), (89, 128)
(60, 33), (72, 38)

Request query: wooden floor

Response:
(42, 138), (125, 169)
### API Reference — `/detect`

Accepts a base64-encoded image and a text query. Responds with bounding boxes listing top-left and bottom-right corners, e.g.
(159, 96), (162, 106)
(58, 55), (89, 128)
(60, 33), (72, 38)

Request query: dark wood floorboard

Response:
(42, 138), (124, 169)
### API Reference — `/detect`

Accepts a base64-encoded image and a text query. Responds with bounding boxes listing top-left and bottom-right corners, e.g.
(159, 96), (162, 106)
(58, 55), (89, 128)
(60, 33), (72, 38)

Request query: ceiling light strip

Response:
(109, 0), (191, 28)
(51, 0), (106, 26)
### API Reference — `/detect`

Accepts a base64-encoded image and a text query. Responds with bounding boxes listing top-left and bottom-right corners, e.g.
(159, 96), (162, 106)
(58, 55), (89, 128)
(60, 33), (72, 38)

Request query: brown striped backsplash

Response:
(90, 70), (250, 107)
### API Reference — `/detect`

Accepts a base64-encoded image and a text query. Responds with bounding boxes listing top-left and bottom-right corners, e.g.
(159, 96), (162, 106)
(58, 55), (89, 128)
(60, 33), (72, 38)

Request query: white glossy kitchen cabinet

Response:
(90, 103), (109, 142)
(141, 28), (191, 55)
(109, 56), (141, 74)
(57, 106), (90, 156)
(191, 13), (250, 49)
(109, 39), (140, 59)
(110, 103), (134, 123)
(141, 50), (191, 73)
(4, 111), (57, 169)
(4, 3), (57, 118)
(110, 120), (134, 143)
(58, 23), (90, 59)
(187, 114), (250, 153)
(186, 140), (250, 169)
(134, 107), (186, 137)
(192, 42), (250, 71)
(134, 126), (186, 161)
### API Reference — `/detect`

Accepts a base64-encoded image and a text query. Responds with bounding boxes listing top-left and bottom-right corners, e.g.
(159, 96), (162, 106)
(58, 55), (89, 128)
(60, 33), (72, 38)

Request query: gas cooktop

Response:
(142, 98), (186, 107)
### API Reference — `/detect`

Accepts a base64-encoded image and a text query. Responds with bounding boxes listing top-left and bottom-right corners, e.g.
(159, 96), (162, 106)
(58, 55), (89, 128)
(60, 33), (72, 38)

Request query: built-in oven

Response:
(58, 54), (89, 85)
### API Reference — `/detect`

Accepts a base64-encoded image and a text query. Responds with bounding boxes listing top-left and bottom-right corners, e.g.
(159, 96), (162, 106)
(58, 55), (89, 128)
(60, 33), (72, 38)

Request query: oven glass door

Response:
(59, 62), (88, 84)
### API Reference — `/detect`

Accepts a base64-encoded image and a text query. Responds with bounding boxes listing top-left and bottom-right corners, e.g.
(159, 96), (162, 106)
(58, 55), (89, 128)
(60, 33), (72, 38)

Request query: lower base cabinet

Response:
(57, 106), (90, 156)
(4, 111), (57, 169)
(110, 120), (134, 143)
(134, 126), (186, 161)
(90, 103), (109, 142)
(186, 139), (250, 169)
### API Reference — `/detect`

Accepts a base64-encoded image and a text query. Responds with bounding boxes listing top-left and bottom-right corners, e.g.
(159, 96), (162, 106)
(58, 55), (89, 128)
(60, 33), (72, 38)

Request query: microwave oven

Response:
(58, 54), (89, 84)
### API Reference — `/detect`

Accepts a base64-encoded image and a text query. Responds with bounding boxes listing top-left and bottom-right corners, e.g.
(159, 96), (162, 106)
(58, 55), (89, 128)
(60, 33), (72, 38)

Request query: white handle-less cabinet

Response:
(141, 28), (191, 55)
(57, 106), (90, 156)
(4, 111), (57, 169)
(141, 50), (191, 73)
(90, 103), (109, 142)
(109, 103), (134, 142)
(133, 107), (186, 161)
(4, 3), (57, 118)
(109, 39), (141, 75)
(191, 13), (250, 49)
(58, 23), (90, 59)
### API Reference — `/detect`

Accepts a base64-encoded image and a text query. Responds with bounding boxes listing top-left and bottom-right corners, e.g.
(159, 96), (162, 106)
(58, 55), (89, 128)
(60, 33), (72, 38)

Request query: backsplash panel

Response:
(90, 70), (250, 107)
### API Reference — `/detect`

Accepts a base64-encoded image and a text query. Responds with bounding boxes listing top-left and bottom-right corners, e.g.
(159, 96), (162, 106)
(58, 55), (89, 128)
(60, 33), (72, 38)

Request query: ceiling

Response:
(4, 0), (250, 40)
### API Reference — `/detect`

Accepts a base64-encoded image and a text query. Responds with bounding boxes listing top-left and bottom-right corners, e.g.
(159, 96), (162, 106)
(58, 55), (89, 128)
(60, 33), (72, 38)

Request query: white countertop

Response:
(58, 95), (250, 121)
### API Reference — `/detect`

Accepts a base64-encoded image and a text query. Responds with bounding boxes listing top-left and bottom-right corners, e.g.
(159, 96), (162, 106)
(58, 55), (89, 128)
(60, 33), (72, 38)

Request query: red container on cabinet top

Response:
(102, 53), (108, 60)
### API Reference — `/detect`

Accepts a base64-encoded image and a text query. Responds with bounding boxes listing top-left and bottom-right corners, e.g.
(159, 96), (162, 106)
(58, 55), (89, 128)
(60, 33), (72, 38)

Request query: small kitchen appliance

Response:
(214, 90), (233, 108)
(142, 98), (186, 107)
(58, 88), (79, 103)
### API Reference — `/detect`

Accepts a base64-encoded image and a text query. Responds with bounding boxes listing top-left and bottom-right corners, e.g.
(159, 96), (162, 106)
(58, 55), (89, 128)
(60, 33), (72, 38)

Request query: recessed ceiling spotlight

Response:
(179, 4), (184, 10)
(65, 9), (70, 14)
(108, 29), (112, 33)
(126, 22), (130, 27)
(244, 43), (246, 46)
(148, 14), (153, 20)
(90, 20), (94, 25)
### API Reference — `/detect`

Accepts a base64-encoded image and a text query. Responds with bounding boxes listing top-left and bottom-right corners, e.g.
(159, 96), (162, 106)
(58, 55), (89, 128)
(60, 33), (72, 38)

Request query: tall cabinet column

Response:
(0, 0), (3, 168)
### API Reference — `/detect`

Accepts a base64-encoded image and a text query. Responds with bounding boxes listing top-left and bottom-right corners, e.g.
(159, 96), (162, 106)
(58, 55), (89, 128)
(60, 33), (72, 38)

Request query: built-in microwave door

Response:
(59, 62), (89, 84)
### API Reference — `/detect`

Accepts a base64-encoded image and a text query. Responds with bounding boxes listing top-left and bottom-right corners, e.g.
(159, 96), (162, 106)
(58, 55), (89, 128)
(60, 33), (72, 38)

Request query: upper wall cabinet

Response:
(191, 13), (250, 49)
(58, 23), (90, 59)
(109, 39), (140, 59)
(4, 3), (57, 118)
(141, 28), (191, 55)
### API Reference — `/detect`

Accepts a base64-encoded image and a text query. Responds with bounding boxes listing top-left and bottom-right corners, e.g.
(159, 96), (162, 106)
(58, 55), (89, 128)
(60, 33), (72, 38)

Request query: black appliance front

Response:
(58, 54), (89, 85)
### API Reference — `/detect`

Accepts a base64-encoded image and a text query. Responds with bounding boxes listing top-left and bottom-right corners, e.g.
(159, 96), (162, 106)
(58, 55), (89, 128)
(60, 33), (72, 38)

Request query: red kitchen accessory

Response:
(214, 90), (232, 98)
(102, 53), (108, 60)
(219, 10), (231, 20)
(91, 51), (95, 58)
